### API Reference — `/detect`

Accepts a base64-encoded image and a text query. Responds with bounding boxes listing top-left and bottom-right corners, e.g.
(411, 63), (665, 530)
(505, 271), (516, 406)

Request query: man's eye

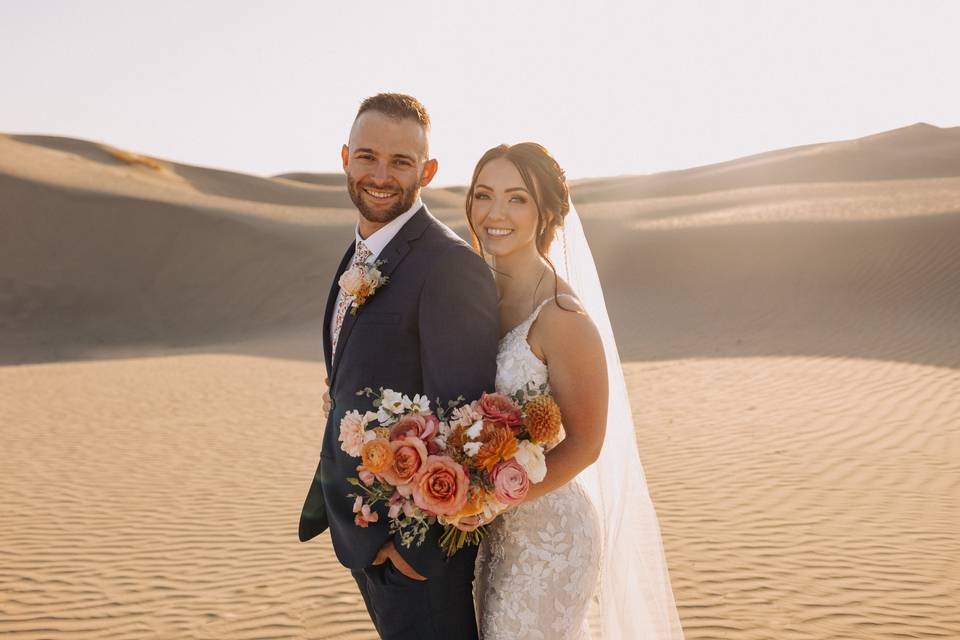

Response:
(394, 160), (411, 167)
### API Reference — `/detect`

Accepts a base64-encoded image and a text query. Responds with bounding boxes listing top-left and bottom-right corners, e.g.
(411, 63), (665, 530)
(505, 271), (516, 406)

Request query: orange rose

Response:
(381, 436), (428, 486)
(412, 455), (469, 516)
(360, 438), (394, 475)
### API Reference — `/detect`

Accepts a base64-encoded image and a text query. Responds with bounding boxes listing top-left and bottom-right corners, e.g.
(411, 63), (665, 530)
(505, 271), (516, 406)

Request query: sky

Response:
(2, 0), (959, 186)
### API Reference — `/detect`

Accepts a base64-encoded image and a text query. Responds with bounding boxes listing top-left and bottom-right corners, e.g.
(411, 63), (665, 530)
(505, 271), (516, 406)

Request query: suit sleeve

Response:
(393, 242), (499, 577)
(418, 242), (499, 410)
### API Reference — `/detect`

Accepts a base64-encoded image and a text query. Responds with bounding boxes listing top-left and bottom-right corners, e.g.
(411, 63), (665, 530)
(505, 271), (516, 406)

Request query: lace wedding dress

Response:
(475, 295), (603, 640)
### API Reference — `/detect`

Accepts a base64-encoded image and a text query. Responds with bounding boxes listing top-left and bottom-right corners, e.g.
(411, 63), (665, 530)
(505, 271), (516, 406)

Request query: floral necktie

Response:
(331, 240), (372, 360)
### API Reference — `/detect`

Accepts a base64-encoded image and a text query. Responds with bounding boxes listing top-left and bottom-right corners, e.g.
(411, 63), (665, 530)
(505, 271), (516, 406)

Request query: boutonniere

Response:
(339, 259), (389, 314)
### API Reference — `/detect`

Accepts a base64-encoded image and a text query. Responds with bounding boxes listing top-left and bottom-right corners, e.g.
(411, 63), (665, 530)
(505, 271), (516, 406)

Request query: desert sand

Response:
(2, 124), (959, 639)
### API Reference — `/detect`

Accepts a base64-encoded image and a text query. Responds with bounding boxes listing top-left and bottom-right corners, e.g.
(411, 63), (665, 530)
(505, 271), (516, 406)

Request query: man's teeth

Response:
(486, 228), (513, 237)
(364, 188), (396, 200)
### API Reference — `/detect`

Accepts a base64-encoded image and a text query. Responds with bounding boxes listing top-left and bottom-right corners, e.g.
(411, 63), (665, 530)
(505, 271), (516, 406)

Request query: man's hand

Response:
(322, 377), (331, 420)
(373, 540), (427, 581)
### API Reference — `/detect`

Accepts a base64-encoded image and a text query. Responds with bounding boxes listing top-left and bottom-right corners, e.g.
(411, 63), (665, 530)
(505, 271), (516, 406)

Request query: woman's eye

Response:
(474, 192), (490, 200)
(510, 196), (526, 203)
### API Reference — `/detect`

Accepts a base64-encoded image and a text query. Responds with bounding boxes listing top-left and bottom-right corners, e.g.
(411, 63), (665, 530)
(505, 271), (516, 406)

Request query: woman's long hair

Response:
(465, 142), (574, 310)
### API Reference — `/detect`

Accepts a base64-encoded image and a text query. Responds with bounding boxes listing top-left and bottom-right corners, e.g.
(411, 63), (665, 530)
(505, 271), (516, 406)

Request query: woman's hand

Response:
(453, 510), (499, 532)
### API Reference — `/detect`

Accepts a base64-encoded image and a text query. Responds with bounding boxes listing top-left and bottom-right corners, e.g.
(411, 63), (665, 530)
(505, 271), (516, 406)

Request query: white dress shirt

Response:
(329, 198), (423, 344)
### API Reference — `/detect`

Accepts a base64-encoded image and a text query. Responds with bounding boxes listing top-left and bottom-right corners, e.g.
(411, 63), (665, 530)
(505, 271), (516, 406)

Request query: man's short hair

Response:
(356, 93), (431, 130)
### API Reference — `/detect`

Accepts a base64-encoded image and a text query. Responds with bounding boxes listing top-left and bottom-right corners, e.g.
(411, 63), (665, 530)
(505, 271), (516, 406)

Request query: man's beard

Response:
(347, 174), (420, 224)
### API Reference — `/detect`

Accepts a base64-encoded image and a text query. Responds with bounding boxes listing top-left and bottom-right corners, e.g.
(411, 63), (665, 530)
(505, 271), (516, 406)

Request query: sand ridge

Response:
(2, 123), (959, 638)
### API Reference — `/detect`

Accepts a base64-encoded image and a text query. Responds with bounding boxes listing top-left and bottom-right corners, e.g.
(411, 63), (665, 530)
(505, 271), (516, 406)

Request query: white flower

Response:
(514, 440), (547, 483)
(465, 419), (485, 440)
(381, 389), (405, 411)
(363, 266), (383, 287)
(376, 406), (397, 425)
(463, 441), (482, 457)
(338, 410), (376, 457)
(407, 393), (431, 416)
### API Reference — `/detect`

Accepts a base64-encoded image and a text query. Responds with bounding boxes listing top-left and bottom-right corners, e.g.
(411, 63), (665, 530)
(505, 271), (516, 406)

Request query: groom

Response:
(299, 94), (499, 639)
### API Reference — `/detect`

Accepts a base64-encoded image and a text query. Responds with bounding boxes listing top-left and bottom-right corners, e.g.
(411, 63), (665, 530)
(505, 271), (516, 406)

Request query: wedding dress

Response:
(475, 295), (603, 640)
(474, 201), (684, 639)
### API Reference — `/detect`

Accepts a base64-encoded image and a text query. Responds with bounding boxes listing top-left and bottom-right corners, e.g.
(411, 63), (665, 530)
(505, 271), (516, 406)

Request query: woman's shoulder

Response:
(529, 288), (602, 358)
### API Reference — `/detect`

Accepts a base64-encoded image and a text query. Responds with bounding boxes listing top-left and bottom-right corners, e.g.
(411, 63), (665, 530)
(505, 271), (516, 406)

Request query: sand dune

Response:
(2, 124), (959, 639)
(573, 122), (960, 203)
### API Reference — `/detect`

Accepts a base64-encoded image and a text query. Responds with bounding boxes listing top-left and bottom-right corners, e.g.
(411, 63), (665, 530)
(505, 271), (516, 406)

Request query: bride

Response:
(461, 143), (684, 639)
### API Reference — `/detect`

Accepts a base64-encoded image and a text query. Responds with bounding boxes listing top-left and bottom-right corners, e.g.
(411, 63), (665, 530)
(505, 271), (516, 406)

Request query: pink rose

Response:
(388, 415), (424, 440)
(412, 455), (469, 516)
(380, 436), (429, 486)
(490, 459), (529, 506)
(422, 415), (440, 440)
(389, 414), (439, 442)
(477, 393), (523, 431)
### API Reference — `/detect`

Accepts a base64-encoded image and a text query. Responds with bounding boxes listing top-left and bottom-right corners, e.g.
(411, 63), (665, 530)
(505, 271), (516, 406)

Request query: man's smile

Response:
(363, 187), (398, 201)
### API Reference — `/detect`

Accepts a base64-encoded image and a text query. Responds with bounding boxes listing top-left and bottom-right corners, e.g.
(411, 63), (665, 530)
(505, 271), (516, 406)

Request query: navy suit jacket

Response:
(298, 206), (499, 578)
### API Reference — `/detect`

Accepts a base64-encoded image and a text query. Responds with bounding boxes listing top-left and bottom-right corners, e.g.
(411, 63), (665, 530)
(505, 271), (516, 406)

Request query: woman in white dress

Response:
(461, 143), (684, 639)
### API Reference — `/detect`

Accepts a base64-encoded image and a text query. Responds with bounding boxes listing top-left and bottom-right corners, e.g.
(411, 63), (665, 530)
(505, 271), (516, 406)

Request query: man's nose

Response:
(372, 161), (390, 183)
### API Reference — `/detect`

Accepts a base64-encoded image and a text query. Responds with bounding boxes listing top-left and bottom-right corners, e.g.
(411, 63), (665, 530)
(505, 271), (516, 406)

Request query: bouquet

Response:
(338, 383), (562, 556)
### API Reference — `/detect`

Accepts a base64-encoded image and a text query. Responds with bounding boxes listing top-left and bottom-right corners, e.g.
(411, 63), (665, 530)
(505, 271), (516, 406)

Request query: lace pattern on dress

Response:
(476, 296), (603, 639)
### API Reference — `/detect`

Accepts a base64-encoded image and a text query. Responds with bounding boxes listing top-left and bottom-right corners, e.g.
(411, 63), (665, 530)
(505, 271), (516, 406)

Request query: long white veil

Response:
(548, 200), (684, 639)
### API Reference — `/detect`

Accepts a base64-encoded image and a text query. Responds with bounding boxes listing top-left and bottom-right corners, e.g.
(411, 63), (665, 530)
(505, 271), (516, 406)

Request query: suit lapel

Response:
(329, 206), (433, 384)
(323, 242), (356, 376)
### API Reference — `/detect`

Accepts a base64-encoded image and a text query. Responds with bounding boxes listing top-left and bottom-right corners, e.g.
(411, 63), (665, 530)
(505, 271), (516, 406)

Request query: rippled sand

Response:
(3, 124), (959, 638)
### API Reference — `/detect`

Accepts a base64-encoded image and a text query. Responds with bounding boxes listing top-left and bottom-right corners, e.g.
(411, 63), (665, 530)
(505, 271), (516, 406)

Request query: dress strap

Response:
(524, 298), (553, 328)
(524, 294), (579, 334)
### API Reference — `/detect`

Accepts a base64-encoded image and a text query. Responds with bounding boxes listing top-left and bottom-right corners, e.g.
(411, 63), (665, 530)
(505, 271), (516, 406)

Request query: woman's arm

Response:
(521, 298), (608, 503)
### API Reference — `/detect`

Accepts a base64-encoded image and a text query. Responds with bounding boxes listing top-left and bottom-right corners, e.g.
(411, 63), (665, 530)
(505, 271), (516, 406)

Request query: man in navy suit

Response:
(299, 94), (498, 639)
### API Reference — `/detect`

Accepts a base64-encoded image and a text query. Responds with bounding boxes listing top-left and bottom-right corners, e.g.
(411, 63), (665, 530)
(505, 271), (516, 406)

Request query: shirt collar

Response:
(354, 197), (423, 262)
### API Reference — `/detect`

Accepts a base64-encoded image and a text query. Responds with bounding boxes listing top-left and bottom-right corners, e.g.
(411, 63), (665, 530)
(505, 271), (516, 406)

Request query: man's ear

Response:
(341, 144), (349, 171)
(420, 158), (439, 187)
